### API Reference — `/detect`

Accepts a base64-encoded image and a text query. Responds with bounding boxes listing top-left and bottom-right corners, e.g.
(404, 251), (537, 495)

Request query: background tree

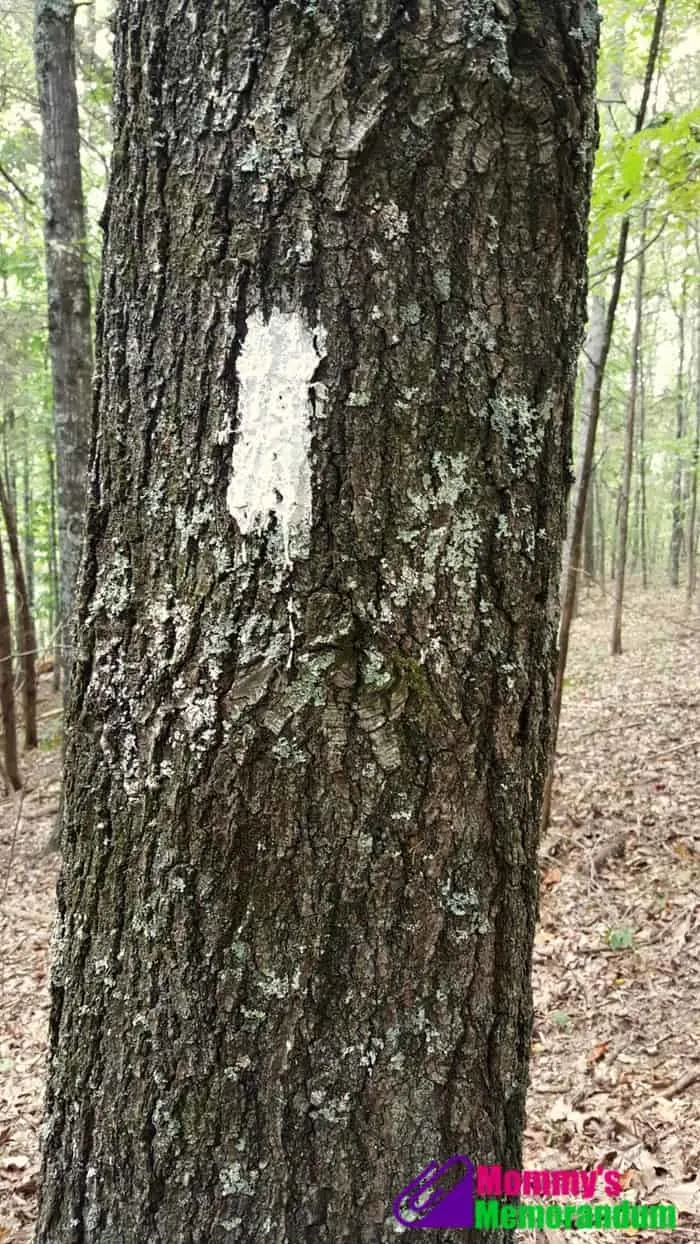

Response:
(0, 470), (38, 744)
(611, 210), (646, 653)
(36, 2), (597, 1241)
(687, 269), (700, 604)
(540, 0), (700, 828)
(34, 0), (94, 686)
(0, 532), (20, 790)
(0, 1), (111, 698)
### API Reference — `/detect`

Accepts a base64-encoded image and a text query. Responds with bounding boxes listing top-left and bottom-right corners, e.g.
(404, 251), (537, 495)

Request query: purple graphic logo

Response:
(393, 1155), (475, 1229)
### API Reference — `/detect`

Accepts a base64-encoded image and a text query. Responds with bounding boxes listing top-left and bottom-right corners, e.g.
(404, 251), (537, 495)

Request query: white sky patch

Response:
(226, 309), (326, 567)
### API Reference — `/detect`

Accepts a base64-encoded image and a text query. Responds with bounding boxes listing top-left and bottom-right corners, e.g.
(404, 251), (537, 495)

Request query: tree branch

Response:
(0, 162), (34, 208)
(590, 215), (668, 285)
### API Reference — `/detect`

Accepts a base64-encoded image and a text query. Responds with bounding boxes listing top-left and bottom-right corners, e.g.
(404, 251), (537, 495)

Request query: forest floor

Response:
(0, 587), (698, 1243)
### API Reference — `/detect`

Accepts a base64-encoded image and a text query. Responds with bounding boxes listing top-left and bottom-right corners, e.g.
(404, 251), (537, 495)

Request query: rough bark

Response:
(611, 211), (646, 655)
(0, 475), (38, 748)
(37, 3), (597, 1242)
(34, 0), (93, 688)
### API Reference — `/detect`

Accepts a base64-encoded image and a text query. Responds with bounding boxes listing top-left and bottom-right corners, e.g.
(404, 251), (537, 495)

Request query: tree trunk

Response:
(540, 0), (666, 831)
(579, 297), (605, 591)
(34, 0), (93, 690)
(669, 273), (687, 589)
(611, 211), (646, 655)
(0, 474), (38, 747)
(0, 535), (21, 791)
(595, 474), (606, 587)
(37, 4), (597, 1242)
(47, 437), (62, 692)
(583, 482), (596, 585)
(638, 323), (648, 589)
(1, 409), (15, 684)
(22, 426), (34, 615)
(609, 485), (619, 580)
(687, 294), (700, 606)
(630, 479), (639, 574)
(568, 297), (604, 618)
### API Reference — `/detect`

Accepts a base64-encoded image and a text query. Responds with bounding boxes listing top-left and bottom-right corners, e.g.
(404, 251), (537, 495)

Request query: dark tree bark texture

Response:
(34, 0), (93, 686)
(38, 3), (597, 1242)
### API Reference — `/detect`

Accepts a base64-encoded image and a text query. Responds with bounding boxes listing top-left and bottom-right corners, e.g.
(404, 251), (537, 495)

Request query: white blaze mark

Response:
(226, 308), (325, 567)
(286, 599), (296, 671)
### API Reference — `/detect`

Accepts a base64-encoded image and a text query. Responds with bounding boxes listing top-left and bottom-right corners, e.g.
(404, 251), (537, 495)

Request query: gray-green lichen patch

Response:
(255, 966), (301, 999)
(569, 2), (599, 43)
(308, 1088), (352, 1124)
(439, 879), (491, 935)
(270, 734), (308, 765)
(219, 1162), (257, 1198)
(401, 300), (422, 327)
(433, 267), (451, 302)
(361, 648), (392, 690)
(482, 390), (551, 479)
(383, 450), (482, 616)
(87, 546), (132, 621)
(374, 199), (409, 243)
(465, 0), (513, 83)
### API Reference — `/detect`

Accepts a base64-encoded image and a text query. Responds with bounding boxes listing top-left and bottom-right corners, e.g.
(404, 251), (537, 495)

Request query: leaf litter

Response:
(522, 587), (699, 1243)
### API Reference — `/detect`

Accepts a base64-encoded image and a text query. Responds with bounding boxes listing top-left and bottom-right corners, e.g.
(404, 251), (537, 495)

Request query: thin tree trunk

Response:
(22, 426), (34, 613)
(0, 536), (21, 790)
(610, 484), (621, 581)
(2, 407), (14, 508)
(36, 4), (597, 1240)
(669, 273), (687, 588)
(583, 484), (596, 586)
(612, 211), (647, 654)
(630, 474), (640, 574)
(4, 409), (26, 693)
(638, 323), (648, 589)
(1, 410), (15, 684)
(596, 474), (606, 588)
(34, 0), (93, 691)
(0, 475), (38, 747)
(687, 294), (700, 605)
(540, 0), (667, 831)
(572, 296), (605, 600)
(47, 441), (62, 692)
(650, 510), (661, 574)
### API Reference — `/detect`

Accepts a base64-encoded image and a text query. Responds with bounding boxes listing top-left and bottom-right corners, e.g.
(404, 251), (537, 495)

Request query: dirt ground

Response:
(1, 588), (698, 1242)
